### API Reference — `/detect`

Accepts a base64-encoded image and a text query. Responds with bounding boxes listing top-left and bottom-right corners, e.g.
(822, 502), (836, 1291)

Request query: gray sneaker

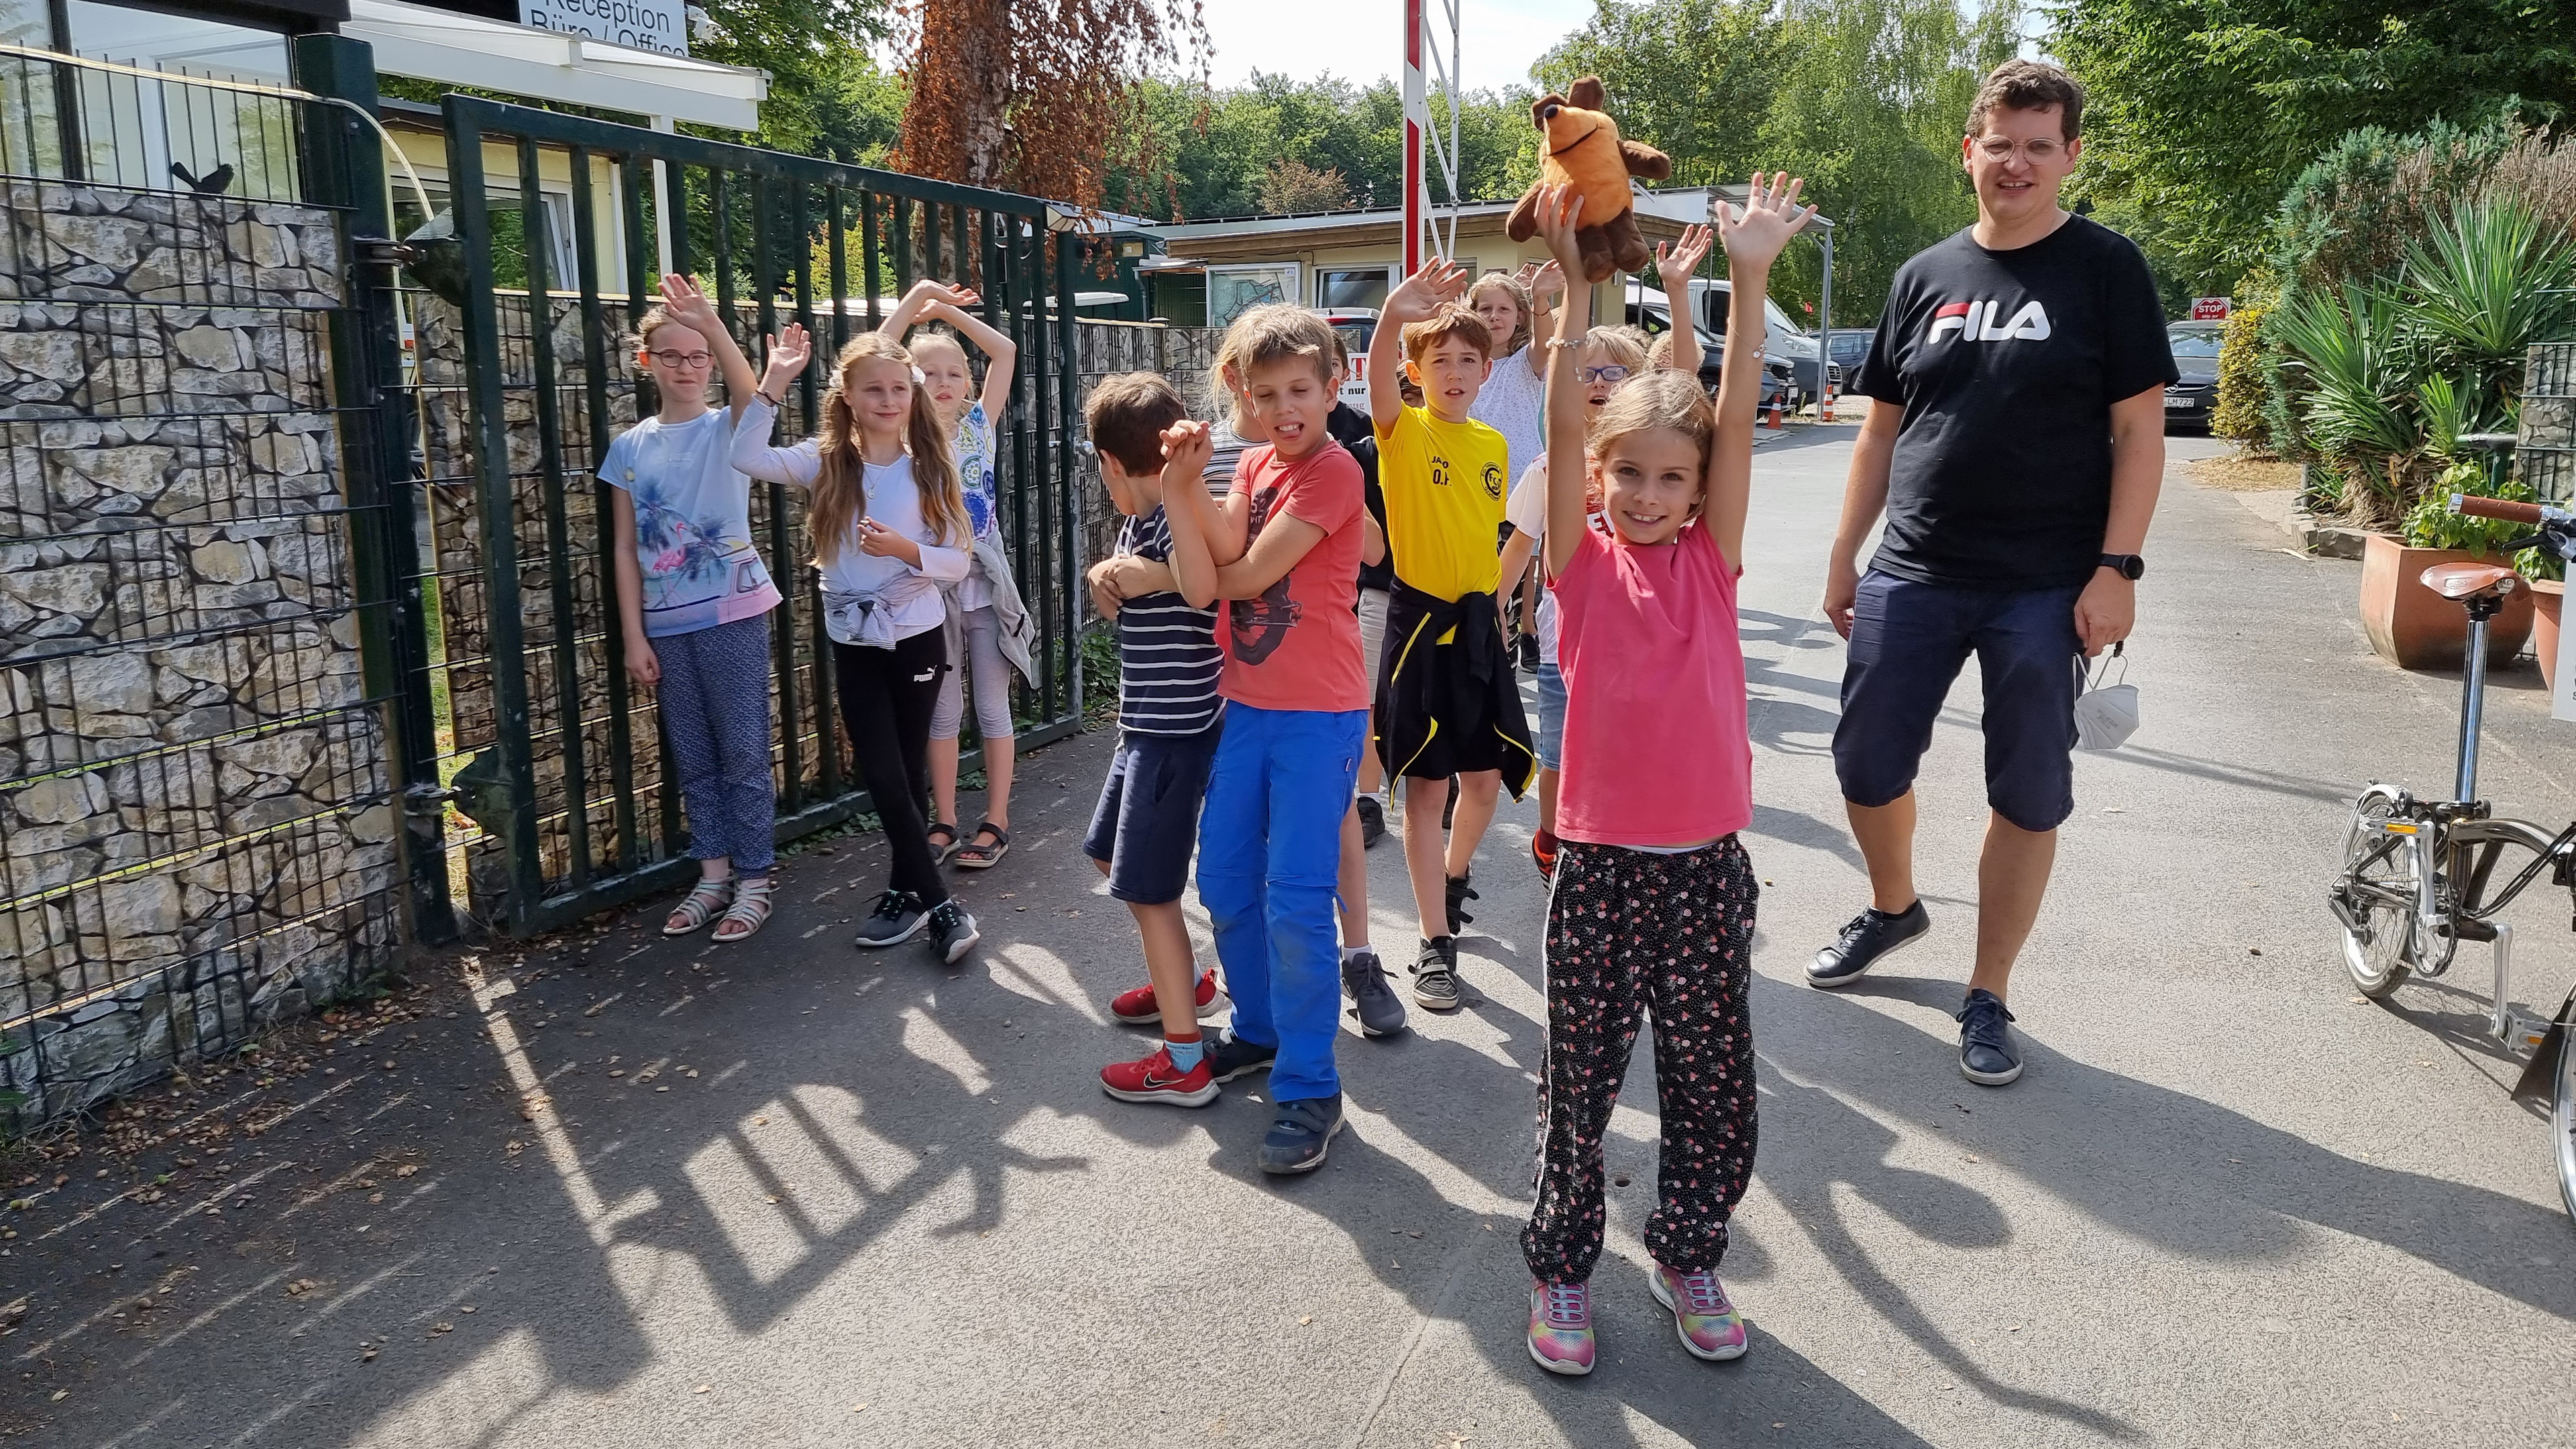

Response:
(1410, 936), (1462, 1011)
(926, 898), (980, 965)
(853, 890), (927, 947)
(1342, 949), (1407, 1037)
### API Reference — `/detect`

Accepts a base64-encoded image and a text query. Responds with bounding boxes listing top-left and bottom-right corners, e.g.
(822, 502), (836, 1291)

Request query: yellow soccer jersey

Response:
(1375, 404), (1509, 610)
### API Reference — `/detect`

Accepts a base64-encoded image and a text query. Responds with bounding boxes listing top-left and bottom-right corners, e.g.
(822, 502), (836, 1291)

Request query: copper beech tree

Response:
(891, 0), (1208, 208)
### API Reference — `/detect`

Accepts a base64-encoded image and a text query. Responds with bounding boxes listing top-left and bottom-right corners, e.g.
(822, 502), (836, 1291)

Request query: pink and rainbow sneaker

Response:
(1650, 1265), (1748, 1360)
(1527, 1278), (1595, 1376)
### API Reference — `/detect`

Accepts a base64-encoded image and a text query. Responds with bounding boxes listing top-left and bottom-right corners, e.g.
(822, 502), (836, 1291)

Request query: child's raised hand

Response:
(1159, 418), (1212, 480)
(1527, 258), (1565, 302)
(1531, 184), (1588, 269)
(761, 323), (811, 394)
(658, 273), (721, 333)
(1385, 258), (1468, 323)
(1717, 172), (1817, 270)
(1656, 225), (1714, 294)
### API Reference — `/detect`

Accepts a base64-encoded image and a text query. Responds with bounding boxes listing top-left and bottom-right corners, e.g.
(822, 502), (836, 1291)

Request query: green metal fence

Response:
(415, 98), (1087, 938)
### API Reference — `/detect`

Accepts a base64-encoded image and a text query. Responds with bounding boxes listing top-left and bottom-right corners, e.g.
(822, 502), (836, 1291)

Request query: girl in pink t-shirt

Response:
(1517, 176), (1817, 1377)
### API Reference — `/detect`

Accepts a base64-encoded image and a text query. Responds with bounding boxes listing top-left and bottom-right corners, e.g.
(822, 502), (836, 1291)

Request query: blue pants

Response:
(1195, 702), (1368, 1103)
(1832, 571), (2084, 833)
(655, 613), (778, 873)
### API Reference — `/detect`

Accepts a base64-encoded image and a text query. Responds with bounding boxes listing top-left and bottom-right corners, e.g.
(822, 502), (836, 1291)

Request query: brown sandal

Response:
(663, 877), (735, 936)
(711, 875), (775, 943)
(953, 822), (1010, 869)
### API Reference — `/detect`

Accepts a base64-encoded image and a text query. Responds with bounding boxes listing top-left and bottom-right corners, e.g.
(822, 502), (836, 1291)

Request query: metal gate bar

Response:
(425, 97), (1085, 936)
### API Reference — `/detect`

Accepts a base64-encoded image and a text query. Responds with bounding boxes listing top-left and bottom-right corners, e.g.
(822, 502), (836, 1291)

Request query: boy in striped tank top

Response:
(1084, 374), (1232, 1105)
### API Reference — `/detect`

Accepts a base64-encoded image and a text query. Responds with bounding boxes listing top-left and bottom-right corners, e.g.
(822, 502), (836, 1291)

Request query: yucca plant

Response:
(2402, 198), (2576, 418)
(2273, 280), (2423, 524)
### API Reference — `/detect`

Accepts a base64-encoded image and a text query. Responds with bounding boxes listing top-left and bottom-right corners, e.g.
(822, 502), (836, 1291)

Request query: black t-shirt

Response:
(1858, 215), (2176, 589)
(1326, 402), (1394, 592)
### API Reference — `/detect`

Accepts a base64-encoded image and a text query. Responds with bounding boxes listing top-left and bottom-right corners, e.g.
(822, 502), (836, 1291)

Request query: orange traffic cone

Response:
(1821, 385), (1836, 423)
(1766, 397), (1784, 430)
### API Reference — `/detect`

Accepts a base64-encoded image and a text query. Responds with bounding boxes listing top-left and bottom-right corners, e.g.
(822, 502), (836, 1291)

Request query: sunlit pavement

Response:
(9, 425), (2574, 1448)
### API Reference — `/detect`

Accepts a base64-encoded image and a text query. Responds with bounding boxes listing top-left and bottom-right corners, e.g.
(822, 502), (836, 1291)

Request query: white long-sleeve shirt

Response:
(731, 397), (969, 643)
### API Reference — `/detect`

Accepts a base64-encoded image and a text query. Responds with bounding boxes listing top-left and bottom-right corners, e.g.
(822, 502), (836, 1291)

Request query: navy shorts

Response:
(1832, 570), (2085, 833)
(1083, 721), (1223, 904)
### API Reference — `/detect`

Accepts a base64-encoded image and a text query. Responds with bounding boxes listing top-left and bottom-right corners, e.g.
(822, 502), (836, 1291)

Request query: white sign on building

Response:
(520, 0), (689, 56)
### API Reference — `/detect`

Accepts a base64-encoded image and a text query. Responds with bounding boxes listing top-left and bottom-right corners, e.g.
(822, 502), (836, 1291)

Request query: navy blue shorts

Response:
(1083, 721), (1223, 904)
(1832, 570), (2085, 833)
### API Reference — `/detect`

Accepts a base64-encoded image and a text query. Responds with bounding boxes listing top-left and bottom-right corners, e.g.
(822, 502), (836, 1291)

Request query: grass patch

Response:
(2186, 452), (2304, 493)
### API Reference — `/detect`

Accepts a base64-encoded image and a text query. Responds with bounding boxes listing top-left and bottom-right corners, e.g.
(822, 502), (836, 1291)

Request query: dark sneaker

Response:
(1517, 633), (1541, 674)
(1411, 936), (1462, 1011)
(1203, 1027), (1277, 1083)
(1356, 794), (1387, 849)
(1806, 900), (1929, 988)
(853, 890), (927, 948)
(1256, 1093), (1345, 1175)
(1955, 989), (2021, 1086)
(1444, 873), (1478, 934)
(926, 898), (979, 964)
(1341, 950), (1407, 1037)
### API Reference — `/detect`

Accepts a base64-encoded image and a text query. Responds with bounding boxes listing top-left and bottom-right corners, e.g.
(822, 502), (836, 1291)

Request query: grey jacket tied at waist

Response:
(943, 533), (1041, 687)
(822, 572), (944, 649)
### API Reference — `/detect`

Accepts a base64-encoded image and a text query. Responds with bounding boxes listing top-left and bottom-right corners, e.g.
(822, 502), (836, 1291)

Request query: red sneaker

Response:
(1110, 968), (1220, 1025)
(1099, 1045), (1218, 1106)
(1532, 831), (1559, 886)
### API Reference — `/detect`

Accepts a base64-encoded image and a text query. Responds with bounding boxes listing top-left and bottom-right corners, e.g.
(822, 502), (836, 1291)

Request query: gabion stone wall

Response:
(0, 181), (398, 1130)
(1073, 321), (1218, 623)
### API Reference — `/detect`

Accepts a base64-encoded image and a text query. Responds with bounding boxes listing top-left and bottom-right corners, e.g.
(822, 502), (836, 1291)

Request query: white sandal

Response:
(711, 875), (775, 943)
(664, 877), (735, 936)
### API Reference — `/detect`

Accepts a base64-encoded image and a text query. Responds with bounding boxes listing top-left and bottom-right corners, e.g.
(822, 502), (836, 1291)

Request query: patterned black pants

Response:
(1521, 836), (1760, 1283)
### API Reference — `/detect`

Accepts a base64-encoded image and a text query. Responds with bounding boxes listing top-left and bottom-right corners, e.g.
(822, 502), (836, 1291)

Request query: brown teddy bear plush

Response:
(1505, 76), (1673, 282)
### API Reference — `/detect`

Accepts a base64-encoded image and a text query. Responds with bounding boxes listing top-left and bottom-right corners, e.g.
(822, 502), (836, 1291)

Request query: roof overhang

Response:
(343, 0), (767, 129)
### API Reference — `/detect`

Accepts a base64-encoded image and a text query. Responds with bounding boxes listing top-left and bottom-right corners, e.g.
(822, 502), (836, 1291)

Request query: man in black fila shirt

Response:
(1808, 60), (2176, 1087)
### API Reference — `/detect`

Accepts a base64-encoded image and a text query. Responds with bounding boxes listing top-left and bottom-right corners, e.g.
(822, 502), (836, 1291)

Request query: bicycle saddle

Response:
(2419, 561), (2519, 600)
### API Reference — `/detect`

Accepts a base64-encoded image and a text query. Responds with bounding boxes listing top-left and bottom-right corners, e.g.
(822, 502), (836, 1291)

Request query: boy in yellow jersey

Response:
(1368, 261), (1538, 1011)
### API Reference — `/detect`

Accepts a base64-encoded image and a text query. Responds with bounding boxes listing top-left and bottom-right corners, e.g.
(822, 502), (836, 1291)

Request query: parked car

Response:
(1637, 278), (1844, 405)
(2164, 321), (2222, 434)
(1623, 289), (1796, 411)
(1822, 327), (1873, 384)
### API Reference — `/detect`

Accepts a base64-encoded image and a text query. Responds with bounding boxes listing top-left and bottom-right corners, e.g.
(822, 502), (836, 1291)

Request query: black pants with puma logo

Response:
(833, 629), (952, 904)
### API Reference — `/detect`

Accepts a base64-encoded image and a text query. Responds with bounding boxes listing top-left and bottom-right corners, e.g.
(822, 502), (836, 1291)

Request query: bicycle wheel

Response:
(2336, 788), (2420, 999)
(2554, 1026), (2576, 1223)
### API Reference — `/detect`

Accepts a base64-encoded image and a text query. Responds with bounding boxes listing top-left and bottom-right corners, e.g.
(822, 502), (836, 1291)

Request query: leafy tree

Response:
(2053, 0), (2576, 299)
(1256, 157), (1354, 215)
(692, 0), (904, 160)
(1536, 0), (1783, 188)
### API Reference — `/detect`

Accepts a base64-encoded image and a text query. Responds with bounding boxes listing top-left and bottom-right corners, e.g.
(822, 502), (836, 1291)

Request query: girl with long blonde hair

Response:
(725, 323), (982, 965)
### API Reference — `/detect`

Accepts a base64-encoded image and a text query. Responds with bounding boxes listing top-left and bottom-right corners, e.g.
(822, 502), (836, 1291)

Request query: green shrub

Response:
(2211, 299), (2271, 447)
(2404, 462), (2529, 555)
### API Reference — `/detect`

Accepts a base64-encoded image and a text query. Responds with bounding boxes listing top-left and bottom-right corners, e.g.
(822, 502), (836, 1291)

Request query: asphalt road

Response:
(8, 426), (2574, 1448)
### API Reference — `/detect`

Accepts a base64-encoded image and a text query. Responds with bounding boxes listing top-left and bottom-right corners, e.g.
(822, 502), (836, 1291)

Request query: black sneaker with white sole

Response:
(1806, 900), (1929, 988)
(1356, 794), (1387, 849)
(1341, 949), (1407, 1037)
(1411, 936), (1462, 1011)
(1955, 988), (2022, 1085)
(1203, 1028), (1277, 1083)
(926, 898), (980, 964)
(853, 890), (928, 947)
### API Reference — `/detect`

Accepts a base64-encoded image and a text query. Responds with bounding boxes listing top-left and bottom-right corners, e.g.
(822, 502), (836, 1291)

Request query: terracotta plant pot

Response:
(2357, 533), (2535, 671)
(2534, 578), (2565, 691)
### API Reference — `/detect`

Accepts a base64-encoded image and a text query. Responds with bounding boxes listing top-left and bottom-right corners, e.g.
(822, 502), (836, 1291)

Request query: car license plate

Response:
(2165, 394), (2196, 410)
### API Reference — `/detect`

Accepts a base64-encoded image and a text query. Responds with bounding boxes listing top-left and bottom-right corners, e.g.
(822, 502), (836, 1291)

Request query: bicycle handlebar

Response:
(2451, 492), (2547, 525)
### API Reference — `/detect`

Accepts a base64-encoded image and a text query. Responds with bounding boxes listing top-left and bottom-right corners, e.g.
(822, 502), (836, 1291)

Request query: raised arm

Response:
(729, 327), (822, 486)
(1371, 260), (1466, 431)
(656, 273), (759, 424)
(1156, 421), (1223, 608)
(1655, 225), (1713, 358)
(1517, 260), (1562, 378)
(924, 297), (1019, 421)
(1533, 186), (1593, 578)
(1705, 174), (1816, 571)
(875, 277), (966, 340)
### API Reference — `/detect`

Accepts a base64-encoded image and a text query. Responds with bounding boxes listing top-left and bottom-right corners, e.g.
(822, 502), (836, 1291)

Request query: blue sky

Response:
(1199, 0), (1581, 93)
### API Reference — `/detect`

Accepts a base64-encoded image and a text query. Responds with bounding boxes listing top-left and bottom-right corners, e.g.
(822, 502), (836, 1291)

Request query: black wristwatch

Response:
(2098, 553), (2146, 581)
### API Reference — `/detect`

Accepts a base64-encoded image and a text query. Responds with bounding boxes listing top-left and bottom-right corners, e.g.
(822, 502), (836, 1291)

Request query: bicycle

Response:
(2324, 488), (2576, 1220)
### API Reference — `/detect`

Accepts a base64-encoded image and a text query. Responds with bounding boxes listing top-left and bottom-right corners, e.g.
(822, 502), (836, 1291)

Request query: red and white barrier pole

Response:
(1401, 0), (1425, 276)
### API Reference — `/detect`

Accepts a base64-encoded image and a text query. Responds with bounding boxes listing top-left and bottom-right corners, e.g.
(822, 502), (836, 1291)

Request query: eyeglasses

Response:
(1972, 137), (2067, 164)
(647, 349), (714, 369)
(1579, 364), (1632, 384)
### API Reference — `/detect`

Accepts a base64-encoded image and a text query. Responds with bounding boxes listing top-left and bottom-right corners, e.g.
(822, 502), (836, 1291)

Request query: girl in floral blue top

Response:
(877, 279), (1030, 869)
(606, 275), (782, 943)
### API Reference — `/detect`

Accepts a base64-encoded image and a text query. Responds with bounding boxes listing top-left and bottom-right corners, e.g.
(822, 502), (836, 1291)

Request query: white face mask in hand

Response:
(2072, 641), (2139, 751)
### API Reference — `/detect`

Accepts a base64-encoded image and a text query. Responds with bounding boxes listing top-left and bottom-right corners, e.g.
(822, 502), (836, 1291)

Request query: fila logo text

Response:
(1927, 299), (2053, 344)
